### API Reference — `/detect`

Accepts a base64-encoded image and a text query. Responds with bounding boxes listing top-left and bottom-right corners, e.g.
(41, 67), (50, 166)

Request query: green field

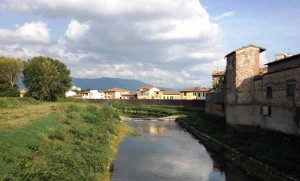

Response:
(0, 98), (132, 180)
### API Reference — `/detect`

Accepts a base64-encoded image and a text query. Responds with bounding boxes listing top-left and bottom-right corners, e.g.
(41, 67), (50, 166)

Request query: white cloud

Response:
(213, 11), (235, 20)
(65, 20), (90, 40)
(1, 0), (225, 88)
(0, 21), (50, 44)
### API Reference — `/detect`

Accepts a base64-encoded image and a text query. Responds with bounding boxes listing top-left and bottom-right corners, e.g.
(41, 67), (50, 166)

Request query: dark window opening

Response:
(286, 80), (296, 97)
(266, 86), (272, 98)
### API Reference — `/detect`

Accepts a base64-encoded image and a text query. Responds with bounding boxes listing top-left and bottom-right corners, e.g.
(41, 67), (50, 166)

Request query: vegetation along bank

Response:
(0, 98), (133, 180)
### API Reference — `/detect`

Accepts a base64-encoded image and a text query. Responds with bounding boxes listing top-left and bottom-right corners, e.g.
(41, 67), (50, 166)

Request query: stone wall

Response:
(89, 99), (205, 111)
(224, 45), (300, 135)
(205, 92), (225, 117)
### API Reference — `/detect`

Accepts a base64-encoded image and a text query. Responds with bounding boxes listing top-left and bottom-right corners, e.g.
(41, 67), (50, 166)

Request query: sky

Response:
(0, 0), (299, 88)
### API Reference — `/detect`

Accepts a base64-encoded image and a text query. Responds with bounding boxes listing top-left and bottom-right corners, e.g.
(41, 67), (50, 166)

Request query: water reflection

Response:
(111, 119), (254, 181)
(137, 122), (171, 135)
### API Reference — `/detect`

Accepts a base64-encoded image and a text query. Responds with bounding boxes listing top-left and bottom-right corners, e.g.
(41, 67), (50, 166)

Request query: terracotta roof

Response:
(265, 53), (300, 66)
(212, 71), (225, 76)
(104, 87), (129, 92)
(180, 87), (211, 92)
(225, 44), (266, 58)
(70, 94), (83, 98)
(122, 91), (137, 96)
(82, 90), (90, 94)
(161, 91), (180, 95)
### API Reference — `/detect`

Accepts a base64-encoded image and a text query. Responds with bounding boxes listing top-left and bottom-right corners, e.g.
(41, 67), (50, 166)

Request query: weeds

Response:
(0, 99), (131, 180)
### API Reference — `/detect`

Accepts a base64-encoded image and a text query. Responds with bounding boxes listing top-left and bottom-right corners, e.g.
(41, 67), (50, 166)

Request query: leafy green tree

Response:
(212, 75), (225, 92)
(0, 81), (20, 97)
(23, 56), (72, 101)
(0, 56), (23, 87)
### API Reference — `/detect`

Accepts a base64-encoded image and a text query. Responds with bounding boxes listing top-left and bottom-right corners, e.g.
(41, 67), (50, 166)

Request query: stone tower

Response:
(225, 45), (266, 128)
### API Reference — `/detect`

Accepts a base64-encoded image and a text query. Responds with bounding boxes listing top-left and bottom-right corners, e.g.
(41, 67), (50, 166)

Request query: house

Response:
(82, 90), (104, 99)
(137, 86), (160, 99)
(103, 87), (130, 99)
(180, 87), (211, 100)
(69, 94), (83, 99)
(155, 90), (180, 100)
(212, 71), (225, 89)
(223, 44), (300, 135)
(121, 92), (137, 99)
(65, 90), (77, 97)
(20, 89), (27, 98)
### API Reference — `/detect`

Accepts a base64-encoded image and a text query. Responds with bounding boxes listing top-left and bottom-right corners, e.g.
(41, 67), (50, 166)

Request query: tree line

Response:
(0, 56), (71, 101)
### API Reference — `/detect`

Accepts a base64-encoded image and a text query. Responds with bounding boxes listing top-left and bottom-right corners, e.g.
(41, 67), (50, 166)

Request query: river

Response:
(111, 119), (255, 181)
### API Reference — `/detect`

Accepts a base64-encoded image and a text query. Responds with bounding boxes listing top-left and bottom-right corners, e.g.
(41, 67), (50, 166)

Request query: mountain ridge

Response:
(72, 77), (153, 91)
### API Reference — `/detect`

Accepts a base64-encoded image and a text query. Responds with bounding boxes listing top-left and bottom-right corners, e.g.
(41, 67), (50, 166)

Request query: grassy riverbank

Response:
(0, 98), (132, 180)
(115, 104), (300, 180)
(181, 113), (300, 179)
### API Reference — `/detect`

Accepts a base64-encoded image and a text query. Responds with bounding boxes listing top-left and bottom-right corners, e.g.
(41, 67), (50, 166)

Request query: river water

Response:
(111, 119), (254, 181)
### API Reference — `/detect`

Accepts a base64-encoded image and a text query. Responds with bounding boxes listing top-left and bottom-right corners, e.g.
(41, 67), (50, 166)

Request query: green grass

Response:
(114, 104), (185, 117)
(0, 98), (132, 180)
(0, 97), (39, 108)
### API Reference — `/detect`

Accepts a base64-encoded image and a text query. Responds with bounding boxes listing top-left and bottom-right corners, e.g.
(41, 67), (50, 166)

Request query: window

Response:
(203, 93), (205, 97)
(193, 92), (196, 96)
(198, 93), (201, 97)
(184, 92), (187, 96)
(286, 80), (296, 97)
(266, 86), (272, 98)
(170, 96), (173, 99)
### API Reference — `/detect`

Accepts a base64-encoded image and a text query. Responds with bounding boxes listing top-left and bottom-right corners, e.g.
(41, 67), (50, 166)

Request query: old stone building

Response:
(225, 44), (300, 135)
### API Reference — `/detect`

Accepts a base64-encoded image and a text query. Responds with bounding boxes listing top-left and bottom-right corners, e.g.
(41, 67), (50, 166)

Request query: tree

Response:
(0, 57), (23, 87)
(212, 75), (225, 92)
(23, 56), (72, 101)
(0, 81), (20, 97)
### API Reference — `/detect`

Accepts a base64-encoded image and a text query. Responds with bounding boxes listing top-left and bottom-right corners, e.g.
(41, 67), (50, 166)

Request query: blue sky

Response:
(0, 0), (299, 88)
(202, 0), (300, 60)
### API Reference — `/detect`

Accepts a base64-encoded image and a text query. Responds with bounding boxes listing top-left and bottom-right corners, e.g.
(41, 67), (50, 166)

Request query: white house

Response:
(65, 90), (77, 97)
(137, 86), (160, 99)
(82, 90), (104, 99)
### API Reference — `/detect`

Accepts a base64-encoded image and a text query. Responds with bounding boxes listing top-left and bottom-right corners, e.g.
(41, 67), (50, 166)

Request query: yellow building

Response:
(180, 87), (211, 100)
(155, 91), (180, 100)
(103, 87), (130, 99)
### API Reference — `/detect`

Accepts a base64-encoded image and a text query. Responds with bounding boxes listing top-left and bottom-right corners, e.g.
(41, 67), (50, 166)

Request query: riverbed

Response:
(111, 119), (254, 181)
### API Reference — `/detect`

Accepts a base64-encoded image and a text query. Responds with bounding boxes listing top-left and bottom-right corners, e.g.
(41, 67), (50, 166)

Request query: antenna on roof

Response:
(284, 48), (287, 56)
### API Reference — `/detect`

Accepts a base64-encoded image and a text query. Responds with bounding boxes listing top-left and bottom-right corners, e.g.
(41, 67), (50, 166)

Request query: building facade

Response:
(225, 44), (300, 135)
(180, 87), (211, 100)
(82, 90), (104, 99)
(103, 87), (130, 99)
(137, 86), (160, 99)
(155, 91), (181, 100)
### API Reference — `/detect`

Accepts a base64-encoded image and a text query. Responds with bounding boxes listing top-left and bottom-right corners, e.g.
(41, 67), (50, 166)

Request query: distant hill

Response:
(72, 77), (152, 91)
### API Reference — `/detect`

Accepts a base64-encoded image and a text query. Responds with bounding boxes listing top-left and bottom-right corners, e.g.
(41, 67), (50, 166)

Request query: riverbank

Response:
(115, 104), (300, 180)
(0, 98), (132, 180)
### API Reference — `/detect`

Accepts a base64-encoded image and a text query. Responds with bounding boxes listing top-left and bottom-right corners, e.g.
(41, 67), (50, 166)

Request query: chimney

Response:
(275, 54), (286, 61)
(275, 53), (293, 61)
